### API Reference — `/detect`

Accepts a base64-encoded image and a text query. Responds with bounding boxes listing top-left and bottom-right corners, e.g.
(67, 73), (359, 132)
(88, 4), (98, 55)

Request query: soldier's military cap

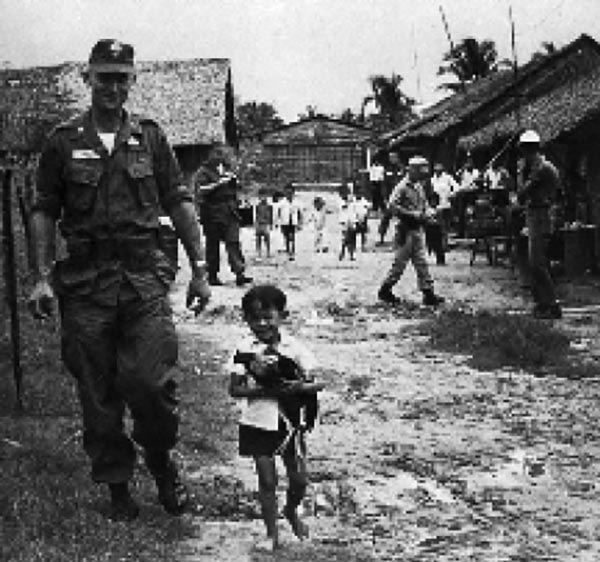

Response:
(88, 39), (135, 73)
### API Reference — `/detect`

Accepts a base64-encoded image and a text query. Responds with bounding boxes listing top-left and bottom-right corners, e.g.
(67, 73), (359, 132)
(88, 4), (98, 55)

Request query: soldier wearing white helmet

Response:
(517, 129), (562, 319)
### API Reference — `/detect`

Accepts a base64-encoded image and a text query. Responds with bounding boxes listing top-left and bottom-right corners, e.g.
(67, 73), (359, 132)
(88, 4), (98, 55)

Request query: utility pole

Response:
(438, 4), (465, 92)
(509, 5), (521, 131)
(2, 165), (24, 412)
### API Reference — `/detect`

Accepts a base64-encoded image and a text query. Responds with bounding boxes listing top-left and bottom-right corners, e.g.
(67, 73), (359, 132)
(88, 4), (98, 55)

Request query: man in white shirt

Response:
(369, 159), (386, 213)
(431, 163), (460, 258)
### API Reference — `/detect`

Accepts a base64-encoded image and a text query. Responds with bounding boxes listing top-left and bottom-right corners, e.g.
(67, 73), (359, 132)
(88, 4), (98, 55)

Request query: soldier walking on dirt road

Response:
(27, 39), (211, 521)
(378, 156), (445, 306)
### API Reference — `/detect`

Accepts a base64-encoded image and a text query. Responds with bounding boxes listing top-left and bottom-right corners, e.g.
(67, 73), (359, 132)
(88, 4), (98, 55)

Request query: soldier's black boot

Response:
(145, 451), (189, 516)
(235, 273), (253, 286)
(378, 283), (401, 304)
(422, 289), (445, 306)
(108, 482), (140, 521)
(208, 274), (224, 286)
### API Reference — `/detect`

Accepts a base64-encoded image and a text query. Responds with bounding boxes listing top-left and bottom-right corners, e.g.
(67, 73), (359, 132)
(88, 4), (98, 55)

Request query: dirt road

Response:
(171, 212), (600, 562)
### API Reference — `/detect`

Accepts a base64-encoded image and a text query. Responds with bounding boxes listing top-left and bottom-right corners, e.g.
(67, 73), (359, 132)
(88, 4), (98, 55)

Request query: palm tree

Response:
(438, 37), (509, 92)
(361, 73), (416, 128)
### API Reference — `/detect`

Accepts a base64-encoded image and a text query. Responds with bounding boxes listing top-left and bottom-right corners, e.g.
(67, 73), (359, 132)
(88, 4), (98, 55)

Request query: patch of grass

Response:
(0, 313), (237, 561)
(420, 308), (593, 376)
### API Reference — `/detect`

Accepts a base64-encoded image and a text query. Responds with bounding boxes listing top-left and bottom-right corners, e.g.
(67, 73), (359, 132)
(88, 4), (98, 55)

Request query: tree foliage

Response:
(438, 37), (509, 92)
(361, 73), (416, 130)
(235, 100), (284, 141)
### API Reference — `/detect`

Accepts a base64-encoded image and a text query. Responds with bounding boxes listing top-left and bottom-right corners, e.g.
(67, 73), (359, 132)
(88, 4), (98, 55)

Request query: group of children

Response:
(252, 183), (372, 262)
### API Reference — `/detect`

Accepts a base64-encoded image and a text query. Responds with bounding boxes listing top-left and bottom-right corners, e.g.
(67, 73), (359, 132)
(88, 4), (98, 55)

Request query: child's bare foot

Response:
(283, 505), (309, 539)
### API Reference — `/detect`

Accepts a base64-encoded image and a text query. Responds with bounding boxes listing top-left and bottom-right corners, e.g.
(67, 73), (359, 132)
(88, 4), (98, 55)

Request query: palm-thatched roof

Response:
(0, 59), (232, 152)
(380, 34), (600, 148)
(459, 64), (600, 149)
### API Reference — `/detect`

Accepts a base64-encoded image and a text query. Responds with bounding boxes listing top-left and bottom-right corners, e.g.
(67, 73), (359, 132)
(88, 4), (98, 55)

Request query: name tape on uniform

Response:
(72, 149), (101, 159)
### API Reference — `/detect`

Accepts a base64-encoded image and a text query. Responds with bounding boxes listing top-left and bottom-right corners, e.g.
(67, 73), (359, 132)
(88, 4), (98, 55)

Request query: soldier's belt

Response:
(67, 234), (159, 267)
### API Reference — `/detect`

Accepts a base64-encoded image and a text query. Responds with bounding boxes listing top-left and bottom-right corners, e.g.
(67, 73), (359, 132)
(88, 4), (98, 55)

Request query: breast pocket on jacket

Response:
(127, 153), (159, 208)
(66, 161), (102, 213)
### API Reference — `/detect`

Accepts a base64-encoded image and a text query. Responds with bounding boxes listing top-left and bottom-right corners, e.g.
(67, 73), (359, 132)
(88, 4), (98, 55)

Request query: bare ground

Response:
(168, 214), (600, 562)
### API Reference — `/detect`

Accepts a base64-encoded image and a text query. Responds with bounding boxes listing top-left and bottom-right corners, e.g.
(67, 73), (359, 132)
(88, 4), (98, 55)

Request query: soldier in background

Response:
(517, 130), (562, 319)
(378, 156), (445, 306)
(27, 39), (211, 520)
(193, 144), (253, 286)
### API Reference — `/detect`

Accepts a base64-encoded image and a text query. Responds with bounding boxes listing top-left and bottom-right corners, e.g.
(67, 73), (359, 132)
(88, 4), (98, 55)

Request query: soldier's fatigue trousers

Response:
(203, 219), (245, 277)
(383, 226), (434, 290)
(60, 284), (179, 484)
(527, 207), (557, 307)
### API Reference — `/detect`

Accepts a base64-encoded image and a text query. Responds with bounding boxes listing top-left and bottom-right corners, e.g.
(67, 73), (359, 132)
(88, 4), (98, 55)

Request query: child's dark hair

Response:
(241, 284), (288, 316)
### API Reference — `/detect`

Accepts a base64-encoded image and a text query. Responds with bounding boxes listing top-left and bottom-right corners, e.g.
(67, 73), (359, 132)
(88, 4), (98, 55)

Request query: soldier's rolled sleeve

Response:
(153, 128), (193, 211)
(32, 140), (64, 219)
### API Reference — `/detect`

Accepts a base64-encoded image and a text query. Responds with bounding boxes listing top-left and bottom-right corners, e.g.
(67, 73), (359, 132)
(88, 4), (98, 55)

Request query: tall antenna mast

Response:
(508, 5), (521, 130)
(439, 4), (465, 92)
(438, 4), (454, 51)
(411, 22), (422, 103)
(509, 5), (518, 81)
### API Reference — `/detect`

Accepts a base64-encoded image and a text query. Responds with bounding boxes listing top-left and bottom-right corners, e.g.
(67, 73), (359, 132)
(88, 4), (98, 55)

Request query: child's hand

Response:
(249, 353), (278, 378)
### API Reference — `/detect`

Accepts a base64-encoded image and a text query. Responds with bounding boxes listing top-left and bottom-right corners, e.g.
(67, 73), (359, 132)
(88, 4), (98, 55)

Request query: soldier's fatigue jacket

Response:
(388, 176), (428, 230)
(33, 109), (193, 304)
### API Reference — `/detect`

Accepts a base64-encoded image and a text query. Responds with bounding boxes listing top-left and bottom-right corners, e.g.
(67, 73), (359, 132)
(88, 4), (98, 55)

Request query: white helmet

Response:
(519, 129), (541, 144)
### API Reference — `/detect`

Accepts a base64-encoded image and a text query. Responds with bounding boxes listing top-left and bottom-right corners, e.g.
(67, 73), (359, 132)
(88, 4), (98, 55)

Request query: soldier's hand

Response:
(27, 280), (55, 321)
(186, 274), (211, 315)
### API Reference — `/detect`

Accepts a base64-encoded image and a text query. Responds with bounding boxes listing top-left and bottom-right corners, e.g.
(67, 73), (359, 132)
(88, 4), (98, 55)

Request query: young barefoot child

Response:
(338, 191), (358, 261)
(254, 190), (273, 258)
(310, 196), (328, 253)
(227, 285), (323, 550)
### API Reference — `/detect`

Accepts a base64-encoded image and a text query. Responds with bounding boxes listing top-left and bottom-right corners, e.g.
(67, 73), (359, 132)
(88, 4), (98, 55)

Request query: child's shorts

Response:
(238, 421), (299, 458)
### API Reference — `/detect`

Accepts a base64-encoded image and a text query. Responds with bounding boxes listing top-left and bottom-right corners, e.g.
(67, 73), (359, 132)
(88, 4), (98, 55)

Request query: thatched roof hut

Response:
(0, 59), (236, 173)
(379, 34), (600, 167)
(459, 64), (600, 150)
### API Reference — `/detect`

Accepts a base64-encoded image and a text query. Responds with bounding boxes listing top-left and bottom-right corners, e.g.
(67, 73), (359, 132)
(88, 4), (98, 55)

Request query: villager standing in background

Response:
(430, 162), (460, 264)
(276, 183), (303, 261)
(254, 189), (274, 259)
(517, 130), (562, 319)
(27, 39), (211, 520)
(378, 156), (445, 306)
(368, 156), (386, 214)
(193, 144), (253, 286)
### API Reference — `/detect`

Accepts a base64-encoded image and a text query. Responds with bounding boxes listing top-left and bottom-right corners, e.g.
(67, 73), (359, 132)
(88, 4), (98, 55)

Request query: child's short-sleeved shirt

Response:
(226, 331), (316, 431)
(254, 200), (273, 227)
